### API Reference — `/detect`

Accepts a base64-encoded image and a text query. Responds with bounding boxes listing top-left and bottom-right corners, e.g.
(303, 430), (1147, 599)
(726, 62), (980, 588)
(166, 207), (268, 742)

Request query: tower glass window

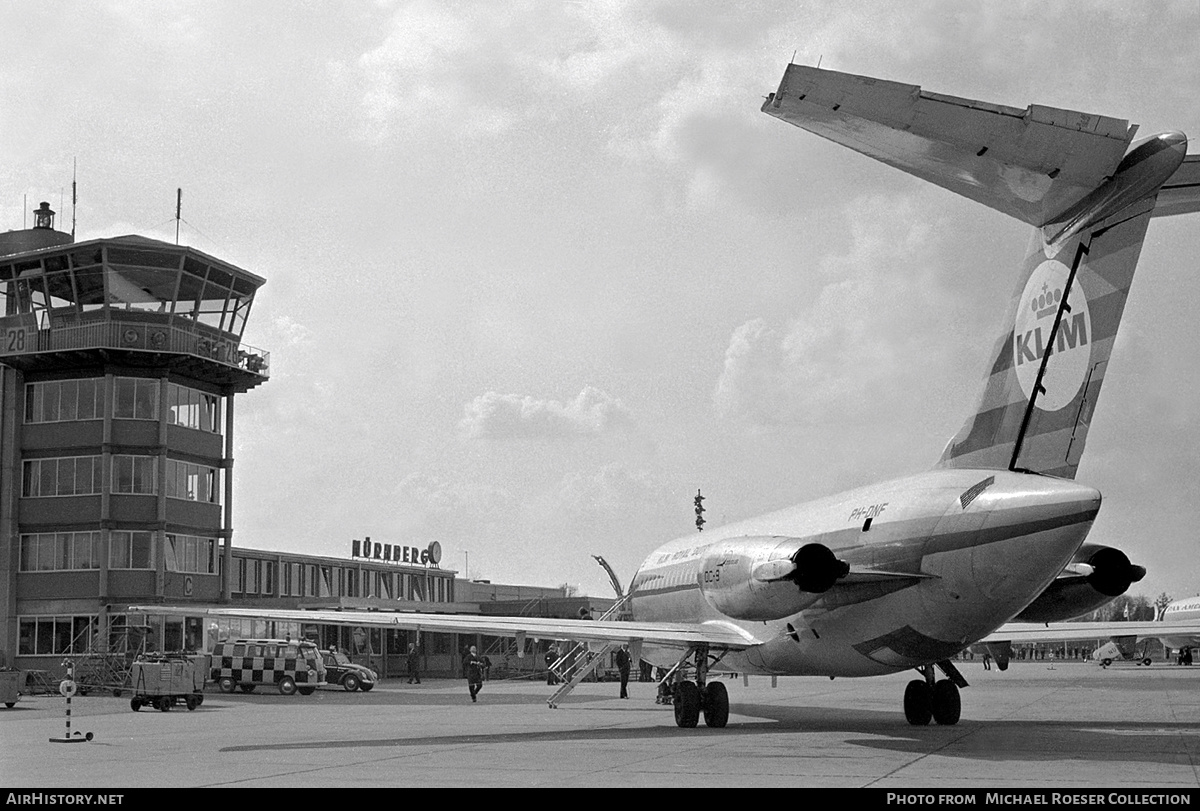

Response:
(167, 382), (221, 432)
(19, 532), (100, 572)
(165, 459), (219, 503)
(112, 455), (157, 495)
(22, 456), (103, 497)
(24, 379), (103, 424)
(114, 377), (158, 420)
(109, 531), (154, 570)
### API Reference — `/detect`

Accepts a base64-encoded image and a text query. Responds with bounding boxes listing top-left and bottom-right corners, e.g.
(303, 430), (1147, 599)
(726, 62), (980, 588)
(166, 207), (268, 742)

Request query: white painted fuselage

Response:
(629, 468), (1100, 677)
(1159, 596), (1200, 650)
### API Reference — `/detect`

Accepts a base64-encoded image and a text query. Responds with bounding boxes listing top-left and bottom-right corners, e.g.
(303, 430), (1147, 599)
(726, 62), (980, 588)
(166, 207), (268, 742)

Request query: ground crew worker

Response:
(615, 645), (631, 699)
(465, 646), (485, 702)
(407, 643), (421, 684)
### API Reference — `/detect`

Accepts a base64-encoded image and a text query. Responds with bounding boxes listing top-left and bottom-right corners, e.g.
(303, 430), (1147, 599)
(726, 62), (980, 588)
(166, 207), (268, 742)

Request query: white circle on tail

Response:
(1012, 259), (1092, 412)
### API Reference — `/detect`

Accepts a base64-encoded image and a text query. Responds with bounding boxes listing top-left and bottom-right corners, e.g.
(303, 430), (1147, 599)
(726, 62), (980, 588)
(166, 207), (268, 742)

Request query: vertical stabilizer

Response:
(939, 201), (1155, 478)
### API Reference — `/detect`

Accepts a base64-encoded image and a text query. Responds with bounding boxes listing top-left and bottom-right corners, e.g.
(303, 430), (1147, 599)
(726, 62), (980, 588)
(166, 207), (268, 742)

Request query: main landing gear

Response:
(664, 644), (730, 729)
(903, 660), (966, 726)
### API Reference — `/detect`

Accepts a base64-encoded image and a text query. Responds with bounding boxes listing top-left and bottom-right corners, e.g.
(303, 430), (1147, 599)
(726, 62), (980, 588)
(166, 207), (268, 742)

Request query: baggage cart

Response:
(129, 654), (206, 712)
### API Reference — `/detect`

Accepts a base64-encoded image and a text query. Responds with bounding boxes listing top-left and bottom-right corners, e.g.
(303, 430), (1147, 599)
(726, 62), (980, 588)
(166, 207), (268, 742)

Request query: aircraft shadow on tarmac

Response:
(218, 694), (1200, 769)
(206, 685), (578, 707)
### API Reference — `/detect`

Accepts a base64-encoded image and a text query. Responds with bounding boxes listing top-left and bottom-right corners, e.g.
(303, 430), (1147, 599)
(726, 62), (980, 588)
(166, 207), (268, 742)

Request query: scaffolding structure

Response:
(69, 624), (151, 697)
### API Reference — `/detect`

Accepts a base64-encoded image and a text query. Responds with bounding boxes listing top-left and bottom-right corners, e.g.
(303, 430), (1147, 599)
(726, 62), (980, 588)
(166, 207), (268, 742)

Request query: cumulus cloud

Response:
(394, 472), (514, 519)
(355, 3), (502, 138)
(713, 318), (787, 426)
(714, 194), (959, 427)
(459, 385), (634, 440)
(269, 314), (312, 347)
(389, 473), (520, 551)
(553, 463), (674, 523)
(348, 3), (767, 163)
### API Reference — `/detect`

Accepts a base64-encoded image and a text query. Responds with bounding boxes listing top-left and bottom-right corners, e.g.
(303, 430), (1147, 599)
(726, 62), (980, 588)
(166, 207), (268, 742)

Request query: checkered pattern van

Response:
(210, 639), (326, 696)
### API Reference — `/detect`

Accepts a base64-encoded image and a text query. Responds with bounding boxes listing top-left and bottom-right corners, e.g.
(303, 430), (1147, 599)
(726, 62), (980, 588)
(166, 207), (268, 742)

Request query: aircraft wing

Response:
(982, 619), (1200, 645)
(762, 64), (1136, 227)
(126, 605), (762, 651)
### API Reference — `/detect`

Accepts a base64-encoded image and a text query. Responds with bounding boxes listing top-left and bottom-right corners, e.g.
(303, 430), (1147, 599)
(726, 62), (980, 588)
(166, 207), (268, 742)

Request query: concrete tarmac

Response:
(1, 661), (1198, 789)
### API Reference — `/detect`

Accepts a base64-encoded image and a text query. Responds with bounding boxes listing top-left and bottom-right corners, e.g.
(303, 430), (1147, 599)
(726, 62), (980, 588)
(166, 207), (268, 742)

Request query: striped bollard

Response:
(49, 660), (93, 743)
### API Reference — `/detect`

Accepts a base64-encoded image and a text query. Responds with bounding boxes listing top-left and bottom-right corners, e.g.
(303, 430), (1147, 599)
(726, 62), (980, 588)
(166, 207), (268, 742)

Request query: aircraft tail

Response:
(762, 65), (1198, 478)
(939, 133), (1195, 477)
(939, 208), (1151, 477)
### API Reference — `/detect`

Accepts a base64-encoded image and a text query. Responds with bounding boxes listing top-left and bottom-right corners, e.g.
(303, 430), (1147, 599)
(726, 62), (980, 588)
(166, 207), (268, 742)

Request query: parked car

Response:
(319, 650), (377, 692)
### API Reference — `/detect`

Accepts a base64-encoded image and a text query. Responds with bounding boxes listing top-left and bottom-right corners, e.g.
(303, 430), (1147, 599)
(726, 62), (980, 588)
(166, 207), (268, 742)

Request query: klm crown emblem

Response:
(1030, 282), (1063, 319)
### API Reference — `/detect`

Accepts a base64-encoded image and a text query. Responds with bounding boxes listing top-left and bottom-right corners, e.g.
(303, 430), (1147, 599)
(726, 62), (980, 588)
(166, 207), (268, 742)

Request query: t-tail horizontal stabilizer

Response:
(763, 64), (1199, 479)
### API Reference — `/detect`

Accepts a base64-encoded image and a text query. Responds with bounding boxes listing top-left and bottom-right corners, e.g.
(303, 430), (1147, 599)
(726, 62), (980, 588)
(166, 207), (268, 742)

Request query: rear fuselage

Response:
(629, 468), (1100, 677)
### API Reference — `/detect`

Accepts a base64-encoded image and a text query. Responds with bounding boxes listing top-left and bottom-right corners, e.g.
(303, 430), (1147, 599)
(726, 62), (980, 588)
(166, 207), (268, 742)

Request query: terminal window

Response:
(109, 531), (154, 569)
(165, 459), (219, 503)
(114, 377), (158, 420)
(112, 455), (157, 495)
(22, 456), (103, 497)
(19, 532), (101, 572)
(168, 382), (221, 432)
(18, 616), (98, 656)
(24, 379), (104, 423)
(164, 534), (217, 574)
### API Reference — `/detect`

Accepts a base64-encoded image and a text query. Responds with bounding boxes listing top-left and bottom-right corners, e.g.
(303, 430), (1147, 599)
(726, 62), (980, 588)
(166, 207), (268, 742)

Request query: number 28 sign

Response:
(0, 322), (35, 356)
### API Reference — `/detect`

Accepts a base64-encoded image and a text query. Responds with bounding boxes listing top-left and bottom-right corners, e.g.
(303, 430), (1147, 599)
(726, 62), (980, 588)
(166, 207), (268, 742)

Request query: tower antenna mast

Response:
(175, 188), (182, 245)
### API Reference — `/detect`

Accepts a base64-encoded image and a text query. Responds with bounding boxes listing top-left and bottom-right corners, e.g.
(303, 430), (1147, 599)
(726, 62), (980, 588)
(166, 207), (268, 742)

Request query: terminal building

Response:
(0, 207), (603, 681)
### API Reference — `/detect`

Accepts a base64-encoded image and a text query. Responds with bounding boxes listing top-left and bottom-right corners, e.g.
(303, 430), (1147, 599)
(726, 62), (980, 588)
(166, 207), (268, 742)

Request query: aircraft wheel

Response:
(931, 680), (961, 726)
(674, 681), (700, 728)
(903, 679), (932, 726)
(219, 677), (236, 693)
(702, 681), (729, 728)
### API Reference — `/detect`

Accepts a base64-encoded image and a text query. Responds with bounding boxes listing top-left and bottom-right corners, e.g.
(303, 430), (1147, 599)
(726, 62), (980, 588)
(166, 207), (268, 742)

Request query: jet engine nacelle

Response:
(1015, 544), (1146, 623)
(697, 537), (850, 621)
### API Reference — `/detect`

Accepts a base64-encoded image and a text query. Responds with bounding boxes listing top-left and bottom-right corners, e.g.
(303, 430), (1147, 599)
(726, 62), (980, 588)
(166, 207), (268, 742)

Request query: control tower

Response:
(0, 203), (269, 662)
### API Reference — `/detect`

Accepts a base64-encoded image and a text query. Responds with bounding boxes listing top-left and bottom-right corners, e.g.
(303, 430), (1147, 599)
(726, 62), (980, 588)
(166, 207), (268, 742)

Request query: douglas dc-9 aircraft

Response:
(134, 65), (1200, 729)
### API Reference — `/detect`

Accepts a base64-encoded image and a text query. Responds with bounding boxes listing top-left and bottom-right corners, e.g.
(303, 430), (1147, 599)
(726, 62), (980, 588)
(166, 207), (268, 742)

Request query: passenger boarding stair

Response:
(480, 596), (545, 678)
(546, 594), (632, 709)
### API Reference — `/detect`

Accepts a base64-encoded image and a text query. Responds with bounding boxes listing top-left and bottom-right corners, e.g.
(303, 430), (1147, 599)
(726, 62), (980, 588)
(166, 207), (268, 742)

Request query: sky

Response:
(2, 1), (1198, 604)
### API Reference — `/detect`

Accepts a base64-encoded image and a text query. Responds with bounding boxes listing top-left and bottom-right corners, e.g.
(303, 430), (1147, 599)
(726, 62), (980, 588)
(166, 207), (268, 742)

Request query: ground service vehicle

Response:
(130, 654), (206, 711)
(319, 650), (377, 692)
(210, 639), (325, 696)
(0, 670), (19, 708)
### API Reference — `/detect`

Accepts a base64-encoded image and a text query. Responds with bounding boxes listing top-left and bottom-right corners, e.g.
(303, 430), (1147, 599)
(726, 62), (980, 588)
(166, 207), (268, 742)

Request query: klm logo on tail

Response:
(1012, 259), (1092, 412)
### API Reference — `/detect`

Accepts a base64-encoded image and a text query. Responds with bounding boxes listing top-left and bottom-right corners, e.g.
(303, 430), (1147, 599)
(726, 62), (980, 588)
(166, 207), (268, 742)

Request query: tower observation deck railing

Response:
(1, 312), (269, 378)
